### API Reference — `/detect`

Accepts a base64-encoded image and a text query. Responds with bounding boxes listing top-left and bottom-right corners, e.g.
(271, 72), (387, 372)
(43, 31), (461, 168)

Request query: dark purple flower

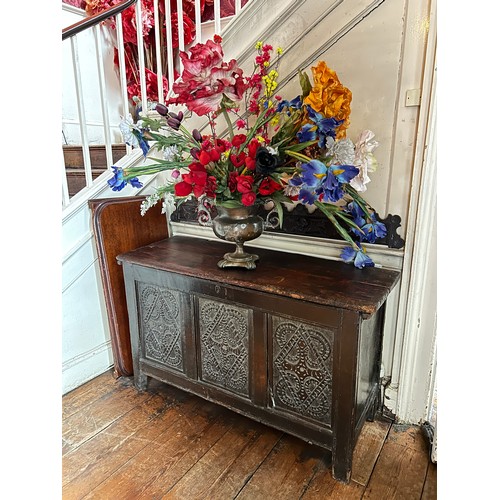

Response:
(255, 147), (280, 175)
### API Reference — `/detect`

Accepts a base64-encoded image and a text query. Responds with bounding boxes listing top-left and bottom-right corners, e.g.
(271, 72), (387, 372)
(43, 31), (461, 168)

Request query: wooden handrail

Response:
(62, 0), (137, 40)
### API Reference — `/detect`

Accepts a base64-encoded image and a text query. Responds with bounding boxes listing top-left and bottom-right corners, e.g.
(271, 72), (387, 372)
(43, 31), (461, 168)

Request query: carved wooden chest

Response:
(117, 236), (400, 482)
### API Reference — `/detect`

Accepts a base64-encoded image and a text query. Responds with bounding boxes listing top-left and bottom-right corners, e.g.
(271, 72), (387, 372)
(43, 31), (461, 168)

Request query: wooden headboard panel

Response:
(89, 196), (168, 377)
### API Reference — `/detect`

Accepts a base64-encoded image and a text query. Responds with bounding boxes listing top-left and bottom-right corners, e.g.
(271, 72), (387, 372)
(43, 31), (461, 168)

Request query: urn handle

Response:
(263, 199), (280, 230)
(197, 195), (215, 227)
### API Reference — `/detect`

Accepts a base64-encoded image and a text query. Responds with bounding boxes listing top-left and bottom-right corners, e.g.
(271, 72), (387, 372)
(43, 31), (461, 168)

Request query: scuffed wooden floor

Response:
(62, 369), (437, 499)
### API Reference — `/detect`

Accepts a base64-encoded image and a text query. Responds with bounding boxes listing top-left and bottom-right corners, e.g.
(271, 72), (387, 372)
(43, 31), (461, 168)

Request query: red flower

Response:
(228, 171), (238, 192)
(198, 150), (212, 166)
(166, 38), (248, 116)
(236, 175), (254, 194)
(244, 157), (256, 170)
(126, 67), (170, 102)
(170, 12), (196, 49)
(241, 191), (257, 206)
(231, 134), (247, 148)
(258, 177), (282, 196)
(174, 162), (210, 198)
(230, 152), (246, 168)
(247, 139), (260, 158)
(174, 180), (193, 197)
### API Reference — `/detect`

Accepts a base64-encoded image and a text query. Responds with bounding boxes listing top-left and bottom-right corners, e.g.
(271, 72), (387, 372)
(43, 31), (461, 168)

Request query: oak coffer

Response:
(117, 235), (400, 482)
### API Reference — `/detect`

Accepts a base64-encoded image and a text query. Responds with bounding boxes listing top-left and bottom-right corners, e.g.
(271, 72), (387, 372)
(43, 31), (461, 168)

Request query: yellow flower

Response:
(255, 41), (263, 50)
(303, 61), (352, 139)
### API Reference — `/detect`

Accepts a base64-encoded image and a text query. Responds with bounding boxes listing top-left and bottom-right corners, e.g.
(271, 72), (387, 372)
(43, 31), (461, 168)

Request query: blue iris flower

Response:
(277, 95), (303, 112)
(291, 160), (360, 204)
(340, 245), (375, 269)
(298, 189), (318, 205)
(346, 201), (366, 238)
(345, 202), (386, 242)
(320, 165), (359, 203)
(297, 123), (317, 143)
(108, 166), (142, 192)
(132, 130), (150, 157)
(297, 106), (343, 148)
(359, 218), (387, 243)
(321, 169), (343, 202)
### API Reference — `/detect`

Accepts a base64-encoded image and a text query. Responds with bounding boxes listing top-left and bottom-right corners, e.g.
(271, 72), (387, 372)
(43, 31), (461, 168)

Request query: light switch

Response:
(406, 89), (421, 106)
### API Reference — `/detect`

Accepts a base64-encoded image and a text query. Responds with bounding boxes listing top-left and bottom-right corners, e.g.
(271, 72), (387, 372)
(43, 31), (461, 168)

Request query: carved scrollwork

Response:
(272, 316), (333, 424)
(138, 283), (184, 371)
(198, 298), (250, 397)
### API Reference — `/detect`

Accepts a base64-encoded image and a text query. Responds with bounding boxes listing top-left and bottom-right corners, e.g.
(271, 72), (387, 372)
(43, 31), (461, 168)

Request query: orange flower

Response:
(303, 61), (352, 139)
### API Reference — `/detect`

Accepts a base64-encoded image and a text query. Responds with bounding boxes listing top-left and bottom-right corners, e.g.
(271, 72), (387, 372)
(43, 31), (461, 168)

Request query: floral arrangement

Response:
(82, 0), (248, 105)
(109, 37), (387, 268)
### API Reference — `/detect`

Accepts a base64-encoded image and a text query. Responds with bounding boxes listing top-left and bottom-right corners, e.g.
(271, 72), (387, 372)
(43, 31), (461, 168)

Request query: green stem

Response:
(314, 201), (359, 249)
(221, 107), (234, 140)
(285, 150), (312, 163)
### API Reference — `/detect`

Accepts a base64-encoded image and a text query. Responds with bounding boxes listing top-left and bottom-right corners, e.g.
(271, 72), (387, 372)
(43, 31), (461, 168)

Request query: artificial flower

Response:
(303, 60), (352, 139)
(109, 38), (388, 268)
(350, 130), (380, 192)
(340, 245), (375, 269)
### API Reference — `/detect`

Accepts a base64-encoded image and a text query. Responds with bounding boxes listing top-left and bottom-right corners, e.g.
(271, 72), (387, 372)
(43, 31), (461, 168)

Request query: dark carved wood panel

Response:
(170, 198), (405, 249)
(198, 297), (250, 398)
(89, 196), (168, 378)
(138, 283), (184, 372)
(118, 236), (400, 316)
(271, 316), (334, 425)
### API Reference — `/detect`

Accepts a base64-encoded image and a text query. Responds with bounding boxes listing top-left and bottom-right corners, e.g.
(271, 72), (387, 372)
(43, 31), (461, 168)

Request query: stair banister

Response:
(62, 0), (137, 40)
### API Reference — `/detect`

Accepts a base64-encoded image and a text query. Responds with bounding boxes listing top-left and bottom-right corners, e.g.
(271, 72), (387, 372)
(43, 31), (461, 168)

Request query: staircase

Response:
(63, 144), (127, 196)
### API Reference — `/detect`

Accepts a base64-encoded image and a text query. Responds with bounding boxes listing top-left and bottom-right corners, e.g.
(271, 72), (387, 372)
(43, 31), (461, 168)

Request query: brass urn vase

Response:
(212, 205), (264, 270)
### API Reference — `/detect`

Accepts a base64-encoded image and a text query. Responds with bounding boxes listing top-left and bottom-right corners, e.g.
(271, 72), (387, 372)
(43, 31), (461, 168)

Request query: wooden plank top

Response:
(117, 236), (400, 316)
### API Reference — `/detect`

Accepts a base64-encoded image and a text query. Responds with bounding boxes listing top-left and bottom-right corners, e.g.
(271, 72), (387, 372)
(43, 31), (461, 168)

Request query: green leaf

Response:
(314, 201), (357, 247)
(219, 199), (243, 208)
(284, 140), (317, 152)
(268, 195), (285, 228)
(299, 69), (312, 97)
(285, 150), (312, 163)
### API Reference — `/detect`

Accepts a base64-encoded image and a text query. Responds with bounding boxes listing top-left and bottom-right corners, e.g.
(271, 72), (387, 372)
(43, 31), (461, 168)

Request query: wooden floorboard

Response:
(62, 370), (437, 499)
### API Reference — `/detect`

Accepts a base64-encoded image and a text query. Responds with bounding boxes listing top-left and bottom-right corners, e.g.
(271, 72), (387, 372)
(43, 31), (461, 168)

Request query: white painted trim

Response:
(62, 340), (113, 372)
(385, 0), (436, 422)
(171, 222), (404, 270)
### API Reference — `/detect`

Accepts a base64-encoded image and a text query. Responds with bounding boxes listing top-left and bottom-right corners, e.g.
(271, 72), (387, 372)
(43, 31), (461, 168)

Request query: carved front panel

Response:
(272, 316), (333, 425)
(138, 283), (184, 372)
(198, 297), (250, 398)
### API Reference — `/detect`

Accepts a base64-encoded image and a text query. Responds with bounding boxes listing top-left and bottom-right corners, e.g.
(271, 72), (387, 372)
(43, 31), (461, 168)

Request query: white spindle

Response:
(235, 0), (242, 15)
(176, 0), (185, 53)
(164, 0), (175, 99)
(115, 12), (132, 154)
(214, 0), (221, 35)
(153, 0), (165, 104)
(62, 152), (70, 207)
(135, 0), (148, 114)
(70, 35), (93, 189)
(94, 25), (114, 169)
(195, 0), (202, 43)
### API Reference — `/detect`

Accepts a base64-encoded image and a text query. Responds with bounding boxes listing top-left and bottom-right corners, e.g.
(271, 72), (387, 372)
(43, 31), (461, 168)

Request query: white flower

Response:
(327, 137), (355, 165)
(163, 145), (180, 161)
(140, 193), (160, 216)
(350, 130), (379, 192)
(266, 145), (279, 156)
(162, 193), (176, 214)
(119, 114), (140, 148)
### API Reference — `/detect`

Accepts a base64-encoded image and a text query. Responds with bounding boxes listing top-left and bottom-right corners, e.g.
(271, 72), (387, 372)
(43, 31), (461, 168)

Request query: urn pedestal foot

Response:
(217, 244), (260, 270)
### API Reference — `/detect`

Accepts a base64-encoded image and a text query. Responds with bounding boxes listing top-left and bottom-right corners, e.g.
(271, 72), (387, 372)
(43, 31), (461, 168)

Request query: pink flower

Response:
(167, 38), (248, 116)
